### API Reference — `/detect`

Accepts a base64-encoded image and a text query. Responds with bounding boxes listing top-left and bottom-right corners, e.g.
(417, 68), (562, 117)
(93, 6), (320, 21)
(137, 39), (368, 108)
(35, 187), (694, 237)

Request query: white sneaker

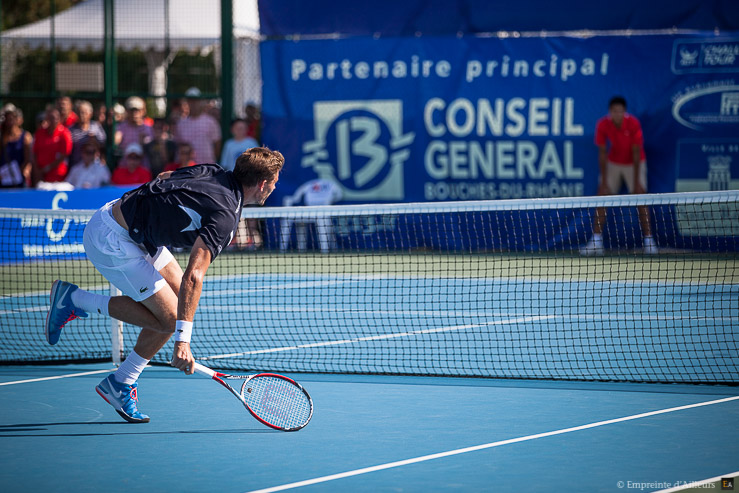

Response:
(643, 236), (659, 255)
(579, 237), (604, 256)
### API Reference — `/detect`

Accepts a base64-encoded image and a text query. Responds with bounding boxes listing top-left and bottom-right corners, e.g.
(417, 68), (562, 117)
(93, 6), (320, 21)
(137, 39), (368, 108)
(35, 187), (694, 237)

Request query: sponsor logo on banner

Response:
(292, 47), (609, 201)
(675, 139), (739, 192)
(672, 39), (739, 74)
(15, 192), (87, 259)
(302, 100), (415, 201)
(421, 97), (585, 200)
(671, 81), (739, 130)
(675, 139), (739, 237)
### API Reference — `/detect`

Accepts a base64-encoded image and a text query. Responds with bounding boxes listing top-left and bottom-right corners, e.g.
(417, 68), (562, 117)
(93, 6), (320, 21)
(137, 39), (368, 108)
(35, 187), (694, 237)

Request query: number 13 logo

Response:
(302, 100), (414, 201)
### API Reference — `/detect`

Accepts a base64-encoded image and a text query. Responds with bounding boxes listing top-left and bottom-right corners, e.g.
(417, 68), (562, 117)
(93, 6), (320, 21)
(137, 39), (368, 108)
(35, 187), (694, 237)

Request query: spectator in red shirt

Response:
(164, 142), (196, 172)
(57, 96), (78, 128)
(33, 106), (73, 183)
(112, 143), (152, 185)
(244, 102), (261, 143)
(581, 96), (657, 256)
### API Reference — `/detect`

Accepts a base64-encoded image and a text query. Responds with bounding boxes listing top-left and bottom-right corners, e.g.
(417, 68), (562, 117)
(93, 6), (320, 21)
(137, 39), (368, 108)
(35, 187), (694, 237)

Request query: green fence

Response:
(0, 0), (260, 168)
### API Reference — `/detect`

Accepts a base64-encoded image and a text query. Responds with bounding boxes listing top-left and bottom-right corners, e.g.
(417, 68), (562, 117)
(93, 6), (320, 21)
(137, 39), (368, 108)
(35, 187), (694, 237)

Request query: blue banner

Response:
(0, 186), (132, 209)
(0, 187), (133, 264)
(258, 0), (737, 37)
(261, 33), (739, 207)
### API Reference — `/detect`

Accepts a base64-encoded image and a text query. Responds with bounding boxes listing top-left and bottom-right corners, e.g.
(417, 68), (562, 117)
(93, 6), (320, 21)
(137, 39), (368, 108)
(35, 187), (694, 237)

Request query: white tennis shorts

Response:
(83, 200), (174, 302)
(605, 160), (647, 194)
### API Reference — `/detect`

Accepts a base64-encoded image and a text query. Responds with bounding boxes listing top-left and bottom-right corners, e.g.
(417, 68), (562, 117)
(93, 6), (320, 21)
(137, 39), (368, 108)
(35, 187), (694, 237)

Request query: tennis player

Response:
(580, 96), (658, 256)
(44, 147), (284, 423)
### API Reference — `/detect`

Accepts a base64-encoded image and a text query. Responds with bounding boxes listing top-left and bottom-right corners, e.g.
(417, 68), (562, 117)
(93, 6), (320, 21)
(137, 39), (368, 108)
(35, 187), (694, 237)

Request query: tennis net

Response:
(1, 190), (737, 384)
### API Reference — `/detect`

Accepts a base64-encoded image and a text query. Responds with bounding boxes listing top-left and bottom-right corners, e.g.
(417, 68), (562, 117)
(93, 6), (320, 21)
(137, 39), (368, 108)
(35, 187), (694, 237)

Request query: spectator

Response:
(220, 118), (258, 171)
(581, 96), (657, 256)
(57, 96), (78, 128)
(205, 98), (221, 122)
(175, 87), (221, 164)
(169, 98), (190, 124)
(112, 143), (152, 185)
(144, 118), (178, 177)
(244, 102), (261, 143)
(94, 103), (108, 127)
(167, 98), (189, 138)
(33, 106), (73, 183)
(66, 139), (110, 189)
(112, 103), (126, 124)
(70, 100), (107, 166)
(0, 103), (34, 188)
(164, 142), (196, 172)
(115, 96), (154, 167)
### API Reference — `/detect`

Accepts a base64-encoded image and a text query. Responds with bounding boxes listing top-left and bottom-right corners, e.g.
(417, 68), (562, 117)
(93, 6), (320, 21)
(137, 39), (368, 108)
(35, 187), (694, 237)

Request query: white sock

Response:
(70, 288), (110, 316)
(115, 350), (149, 385)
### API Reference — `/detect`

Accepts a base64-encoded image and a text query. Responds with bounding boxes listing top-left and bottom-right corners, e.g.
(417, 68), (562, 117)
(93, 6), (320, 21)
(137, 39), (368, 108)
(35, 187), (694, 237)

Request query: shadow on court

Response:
(0, 421), (276, 437)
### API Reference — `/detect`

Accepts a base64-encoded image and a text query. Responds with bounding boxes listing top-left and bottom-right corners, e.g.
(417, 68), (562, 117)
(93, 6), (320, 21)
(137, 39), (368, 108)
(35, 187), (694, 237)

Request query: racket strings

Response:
(243, 376), (311, 429)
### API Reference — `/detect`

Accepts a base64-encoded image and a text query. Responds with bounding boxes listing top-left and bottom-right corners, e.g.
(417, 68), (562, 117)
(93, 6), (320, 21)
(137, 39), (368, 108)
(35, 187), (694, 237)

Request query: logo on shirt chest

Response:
(178, 205), (202, 232)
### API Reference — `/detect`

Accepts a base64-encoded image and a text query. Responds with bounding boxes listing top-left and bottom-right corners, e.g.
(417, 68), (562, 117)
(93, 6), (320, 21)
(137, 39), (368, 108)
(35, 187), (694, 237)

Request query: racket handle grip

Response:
(193, 362), (215, 377)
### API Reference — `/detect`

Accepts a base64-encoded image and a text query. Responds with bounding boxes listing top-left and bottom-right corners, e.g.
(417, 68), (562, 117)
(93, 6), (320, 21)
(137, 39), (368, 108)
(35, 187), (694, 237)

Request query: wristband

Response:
(174, 320), (193, 343)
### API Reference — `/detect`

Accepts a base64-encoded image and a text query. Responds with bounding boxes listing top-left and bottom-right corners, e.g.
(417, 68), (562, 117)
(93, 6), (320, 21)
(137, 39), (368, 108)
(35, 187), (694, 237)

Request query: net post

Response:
(110, 284), (123, 365)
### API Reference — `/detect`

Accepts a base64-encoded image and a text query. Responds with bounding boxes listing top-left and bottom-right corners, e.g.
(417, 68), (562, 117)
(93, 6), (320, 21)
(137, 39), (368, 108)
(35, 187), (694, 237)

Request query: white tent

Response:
(0, 0), (262, 109)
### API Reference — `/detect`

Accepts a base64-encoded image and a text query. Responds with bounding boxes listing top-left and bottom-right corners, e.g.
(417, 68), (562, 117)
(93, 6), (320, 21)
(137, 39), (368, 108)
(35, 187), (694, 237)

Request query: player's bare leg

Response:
(115, 258), (184, 359)
(638, 205), (652, 237)
(95, 258), (183, 423)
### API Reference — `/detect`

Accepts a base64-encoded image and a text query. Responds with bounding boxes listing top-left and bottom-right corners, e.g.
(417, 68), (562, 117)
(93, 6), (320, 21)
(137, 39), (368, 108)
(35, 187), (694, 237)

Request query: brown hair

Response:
(232, 146), (284, 187)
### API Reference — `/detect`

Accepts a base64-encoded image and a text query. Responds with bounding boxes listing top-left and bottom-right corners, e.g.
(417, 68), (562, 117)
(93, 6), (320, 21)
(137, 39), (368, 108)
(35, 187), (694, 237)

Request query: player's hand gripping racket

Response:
(193, 362), (313, 431)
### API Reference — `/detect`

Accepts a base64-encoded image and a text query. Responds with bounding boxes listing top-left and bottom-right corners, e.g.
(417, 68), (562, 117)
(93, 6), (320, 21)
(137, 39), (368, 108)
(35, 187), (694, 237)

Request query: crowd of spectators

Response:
(0, 90), (262, 190)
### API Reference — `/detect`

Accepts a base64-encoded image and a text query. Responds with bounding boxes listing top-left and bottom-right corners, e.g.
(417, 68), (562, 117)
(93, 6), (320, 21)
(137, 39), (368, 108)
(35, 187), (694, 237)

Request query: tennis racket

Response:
(193, 362), (313, 431)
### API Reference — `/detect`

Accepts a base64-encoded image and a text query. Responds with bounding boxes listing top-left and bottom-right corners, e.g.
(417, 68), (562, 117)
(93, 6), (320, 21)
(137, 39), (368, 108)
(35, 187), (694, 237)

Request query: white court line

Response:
(204, 278), (362, 297)
(0, 306), (48, 315)
(246, 395), (739, 493)
(196, 304), (737, 323)
(0, 368), (115, 386)
(202, 315), (555, 361)
(655, 471), (739, 492)
(210, 272), (738, 288)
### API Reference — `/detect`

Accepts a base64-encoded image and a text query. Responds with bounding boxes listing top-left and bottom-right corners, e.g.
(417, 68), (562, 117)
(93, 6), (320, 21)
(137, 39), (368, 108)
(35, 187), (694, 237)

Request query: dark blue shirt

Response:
(120, 163), (243, 260)
(0, 130), (28, 188)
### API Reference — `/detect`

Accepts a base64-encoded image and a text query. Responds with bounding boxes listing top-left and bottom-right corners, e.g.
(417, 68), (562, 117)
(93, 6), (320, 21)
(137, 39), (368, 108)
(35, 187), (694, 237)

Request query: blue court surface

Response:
(2, 257), (738, 492)
(1, 364), (737, 493)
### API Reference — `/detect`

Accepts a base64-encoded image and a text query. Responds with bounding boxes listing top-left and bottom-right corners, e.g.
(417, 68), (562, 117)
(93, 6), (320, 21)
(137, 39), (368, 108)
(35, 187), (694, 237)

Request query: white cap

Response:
(125, 96), (145, 110)
(185, 87), (201, 97)
(125, 143), (143, 156)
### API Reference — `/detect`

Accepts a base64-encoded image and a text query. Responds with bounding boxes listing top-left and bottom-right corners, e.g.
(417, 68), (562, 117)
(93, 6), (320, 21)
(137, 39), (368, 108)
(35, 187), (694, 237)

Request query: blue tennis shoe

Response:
(95, 374), (150, 423)
(45, 280), (88, 345)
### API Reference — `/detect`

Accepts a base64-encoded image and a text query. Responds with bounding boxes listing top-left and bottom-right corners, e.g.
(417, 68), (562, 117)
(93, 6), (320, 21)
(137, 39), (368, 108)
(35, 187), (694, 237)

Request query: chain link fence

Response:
(0, 0), (261, 174)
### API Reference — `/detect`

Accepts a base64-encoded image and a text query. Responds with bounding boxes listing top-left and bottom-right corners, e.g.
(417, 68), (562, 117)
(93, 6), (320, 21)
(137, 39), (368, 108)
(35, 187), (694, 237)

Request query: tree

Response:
(2, 0), (85, 30)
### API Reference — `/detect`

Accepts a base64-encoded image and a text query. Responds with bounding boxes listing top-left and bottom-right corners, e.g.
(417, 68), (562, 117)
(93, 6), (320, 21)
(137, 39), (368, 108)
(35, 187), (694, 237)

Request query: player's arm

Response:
(23, 132), (36, 185)
(171, 236), (212, 374)
(291, 182), (309, 205)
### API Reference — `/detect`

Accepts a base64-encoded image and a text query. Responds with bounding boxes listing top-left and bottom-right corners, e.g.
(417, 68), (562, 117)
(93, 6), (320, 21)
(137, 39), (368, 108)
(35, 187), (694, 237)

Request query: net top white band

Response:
(1, 190), (736, 219)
